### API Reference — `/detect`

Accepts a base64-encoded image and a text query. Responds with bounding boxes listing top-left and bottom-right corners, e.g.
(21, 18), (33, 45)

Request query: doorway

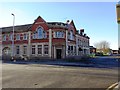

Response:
(56, 49), (62, 59)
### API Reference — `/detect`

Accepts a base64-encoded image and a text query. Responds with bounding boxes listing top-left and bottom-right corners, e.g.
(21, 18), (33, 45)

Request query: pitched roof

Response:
(47, 22), (67, 29)
(1, 24), (32, 33)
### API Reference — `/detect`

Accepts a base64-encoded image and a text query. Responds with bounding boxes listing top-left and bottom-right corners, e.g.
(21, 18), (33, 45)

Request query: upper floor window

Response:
(69, 30), (74, 40)
(3, 35), (6, 41)
(38, 28), (43, 39)
(43, 31), (47, 38)
(9, 34), (13, 41)
(54, 31), (64, 38)
(23, 34), (28, 40)
(16, 34), (20, 40)
(32, 33), (37, 39)
(37, 27), (47, 39)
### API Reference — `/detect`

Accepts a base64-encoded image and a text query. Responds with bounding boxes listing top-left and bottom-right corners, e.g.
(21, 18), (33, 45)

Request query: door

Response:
(56, 49), (62, 59)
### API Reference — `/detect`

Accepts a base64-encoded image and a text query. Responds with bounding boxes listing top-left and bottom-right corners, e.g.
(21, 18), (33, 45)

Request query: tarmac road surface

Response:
(2, 63), (118, 89)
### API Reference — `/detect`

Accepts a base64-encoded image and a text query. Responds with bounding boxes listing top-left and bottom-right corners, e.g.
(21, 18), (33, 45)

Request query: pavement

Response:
(3, 56), (119, 69)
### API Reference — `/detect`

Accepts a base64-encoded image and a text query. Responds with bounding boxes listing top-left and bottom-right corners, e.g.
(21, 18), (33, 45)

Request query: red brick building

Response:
(2, 16), (90, 60)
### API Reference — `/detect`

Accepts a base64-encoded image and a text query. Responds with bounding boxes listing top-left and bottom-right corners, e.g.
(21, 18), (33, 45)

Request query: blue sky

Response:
(0, 2), (118, 49)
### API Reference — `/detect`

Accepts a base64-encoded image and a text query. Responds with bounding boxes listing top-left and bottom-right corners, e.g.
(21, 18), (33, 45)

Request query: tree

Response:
(94, 41), (110, 54)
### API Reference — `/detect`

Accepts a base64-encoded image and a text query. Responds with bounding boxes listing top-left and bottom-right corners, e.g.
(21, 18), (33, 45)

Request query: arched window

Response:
(32, 33), (36, 39)
(70, 30), (74, 40)
(37, 27), (43, 39)
(37, 27), (47, 39)
(43, 31), (47, 38)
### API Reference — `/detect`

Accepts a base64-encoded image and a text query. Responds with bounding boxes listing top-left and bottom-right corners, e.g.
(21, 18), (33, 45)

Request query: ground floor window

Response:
(2, 47), (10, 55)
(68, 45), (74, 55)
(32, 45), (35, 54)
(38, 45), (42, 54)
(16, 46), (20, 54)
(74, 46), (76, 55)
(23, 46), (27, 54)
(44, 45), (48, 55)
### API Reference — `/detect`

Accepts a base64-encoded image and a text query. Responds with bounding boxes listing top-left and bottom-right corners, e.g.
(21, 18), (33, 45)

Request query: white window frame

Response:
(23, 46), (27, 55)
(3, 35), (6, 41)
(43, 31), (47, 39)
(9, 34), (13, 41)
(32, 33), (37, 39)
(37, 27), (43, 39)
(69, 30), (74, 40)
(44, 45), (48, 55)
(16, 34), (20, 40)
(55, 31), (64, 38)
(32, 45), (36, 54)
(23, 34), (28, 40)
(37, 27), (47, 39)
(16, 46), (20, 54)
(38, 45), (42, 55)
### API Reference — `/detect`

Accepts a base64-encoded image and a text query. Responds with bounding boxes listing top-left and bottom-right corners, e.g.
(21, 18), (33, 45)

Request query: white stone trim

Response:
(66, 30), (68, 56)
(49, 29), (52, 58)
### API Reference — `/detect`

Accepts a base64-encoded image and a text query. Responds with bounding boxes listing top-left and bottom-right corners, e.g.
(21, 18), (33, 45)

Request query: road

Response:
(2, 62), (118, 89)
(88, 56), (119, 68)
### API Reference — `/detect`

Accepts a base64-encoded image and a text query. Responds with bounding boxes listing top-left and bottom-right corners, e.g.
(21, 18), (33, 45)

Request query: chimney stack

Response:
(80, 29), (84, 35)
(84, 34), (86, 37)
(66, 20), (70, 24)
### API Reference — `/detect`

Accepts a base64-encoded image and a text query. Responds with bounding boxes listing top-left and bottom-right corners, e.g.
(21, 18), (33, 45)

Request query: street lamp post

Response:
(11, 13), (15, 61)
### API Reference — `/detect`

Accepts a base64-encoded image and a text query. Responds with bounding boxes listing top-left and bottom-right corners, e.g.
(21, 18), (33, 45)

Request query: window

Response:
(16, 34), (20, 40)
(9, 34), (13, 41)
(79, 40), (81, 45)
(68, 46), (70, 50)
(74, 46), (76, 53)
(38, 45), (42, 54)
(38, 28), (43, 39)
(3, 35), (6, 41)
(43, 31), (47, 38)
(32, 33), (37, 39)
(16, 46), (20, 54)
(68, 45), (74, 55)
(32, 45), (35, 54)
(23, 46), (27, 54)
(44, 45), (48, 55)
(37, 27), (47, 39)
(23, 34), (28, 40)
(69, 30), (74, 40)
(68, 45), (70, 55)
(55, 31), (64, 38)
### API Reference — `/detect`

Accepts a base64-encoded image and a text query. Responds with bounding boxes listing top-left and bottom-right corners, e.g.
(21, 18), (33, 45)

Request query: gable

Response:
(68, 20), (77, 34)
(31, 16), (49, 32)
(70, 20), (77, 31)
